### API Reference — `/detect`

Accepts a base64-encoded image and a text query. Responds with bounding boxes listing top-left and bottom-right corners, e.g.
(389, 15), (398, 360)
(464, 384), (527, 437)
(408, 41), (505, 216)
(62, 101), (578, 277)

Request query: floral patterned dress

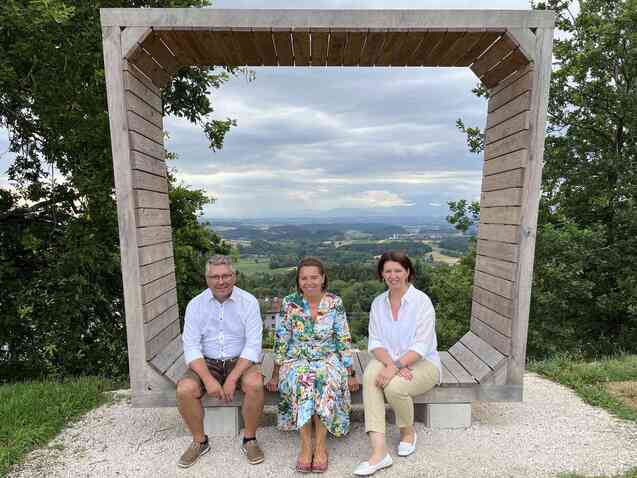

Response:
(274, 292), (353, 436)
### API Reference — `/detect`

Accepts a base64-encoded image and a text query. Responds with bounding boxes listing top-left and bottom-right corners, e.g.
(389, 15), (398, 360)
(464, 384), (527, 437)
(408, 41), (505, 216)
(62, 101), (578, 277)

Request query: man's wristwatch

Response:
(393, 359), (404, 369)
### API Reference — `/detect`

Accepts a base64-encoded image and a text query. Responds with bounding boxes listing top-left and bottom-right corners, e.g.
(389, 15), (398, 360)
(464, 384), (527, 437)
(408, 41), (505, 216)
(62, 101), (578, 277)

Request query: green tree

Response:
(0, 0), (238, 380)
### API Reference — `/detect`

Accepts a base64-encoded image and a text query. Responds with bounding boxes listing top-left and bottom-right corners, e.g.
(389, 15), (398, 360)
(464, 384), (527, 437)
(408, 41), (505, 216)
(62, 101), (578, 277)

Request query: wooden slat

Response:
(126, 91), (163, 129)
(145, 303), (179, 341)
(128, 111), (163, 145)
(136, 208), (171, 227)
(460, 332), (505, 369)
(418, 31), (446, 66)
(440, 359), (459, 385)
(439, 31), (484, 66)
(478, 223), (519, 244)
(142, 272), (177, 304)
(477, 239), (519, 263)
(192, 30), (227, 66)
(448, 342), (491, 382)
(377, 30), (404, 66)
(476, 254), (516, 281)
(344, 30), (365, 65)
(471, 316), (511, 355)
(130, 151), (166, 177)
(484, 149), (528, 176)
(272, 29), (293, 66)
(484, 128), (530, 160)
(488, 69), (533, 112)
(482, 48), (529, 88)
(357, 350), (372, 372)
(146, 319), (180, 360)
(233, 29), (262, 66)
(327, 30), (347, 66)
(150, 333), (182, 372)
(352, 351), (365, 379)
(134, 190), (169, 210)
(216, 30), (242, 66)
(487, 92), (531, 130)
(471, 300), (512, 337)
(485, 111), (530, 145)
(133, 170), (168, 193)
(482, 169), (524, 191)
(141, 32), (181, 74)
(123, 59), (161, 96)
(473, 286), (514, 319)
(456, 31), (501, 66)
(480, 206), (521, 225)
(128, 47), (171, 87)
(481, 187), (523, 207)
(139, 241), (173, 266)
(439, 351), (476, 384)
(471, 34), (517, 78)
(475, 270), (514, 299)
(137, 225), (172, 247)
(140, 256), (175, 285)
(129, 131), (165, 161)
(157, 30), (200, 66)
(395, 30), (426, 66)
(144, 288), (178, 322)
(310, 29), (328, 66)
(360, 30), (385, 66)
(292, 30), (310, 66)
(124, 70), (162, 113)
(430, 31), (465, 66)
(252, 30), (276, 65)
(164, 354), (188, 383)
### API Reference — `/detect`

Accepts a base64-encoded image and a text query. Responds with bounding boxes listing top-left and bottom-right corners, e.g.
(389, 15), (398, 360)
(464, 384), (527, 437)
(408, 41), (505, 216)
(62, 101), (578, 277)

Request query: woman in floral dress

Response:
(266, 257), (359, 473)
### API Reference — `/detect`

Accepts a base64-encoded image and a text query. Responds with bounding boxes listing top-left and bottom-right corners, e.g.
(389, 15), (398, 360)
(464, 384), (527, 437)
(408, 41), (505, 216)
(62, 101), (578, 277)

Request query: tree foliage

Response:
(0, 0), (235, 380)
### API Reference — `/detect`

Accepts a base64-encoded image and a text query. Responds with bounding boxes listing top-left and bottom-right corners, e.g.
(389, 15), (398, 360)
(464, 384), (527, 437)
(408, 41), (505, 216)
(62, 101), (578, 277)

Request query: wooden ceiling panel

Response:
(378, 30), (406, 66)
(414, 31), (446, 66)
(395, 30), (427, 66)
(273, 29), (293, 66)
(292, 30), (310, 66)
(359, 30), (385, 66)
(233, 29), (262, 66)
(327, 30), (347, 66)
(439, 31), (485, 67)
(455, 31), (502, 66)
(311, 30), (329, 66)
(471, 34), (517, 78)
(252, 30), (276, 65)
(141, 32), (181, 74)
(157, 30), (200, 66)
(430, 31), (466, 66)
(481, 48), (530, 88)
(344, 30), (366, 66)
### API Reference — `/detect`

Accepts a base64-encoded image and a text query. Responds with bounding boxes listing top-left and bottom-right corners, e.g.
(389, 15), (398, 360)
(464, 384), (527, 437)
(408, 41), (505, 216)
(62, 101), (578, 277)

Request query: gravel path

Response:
(9, 373), (637, 478)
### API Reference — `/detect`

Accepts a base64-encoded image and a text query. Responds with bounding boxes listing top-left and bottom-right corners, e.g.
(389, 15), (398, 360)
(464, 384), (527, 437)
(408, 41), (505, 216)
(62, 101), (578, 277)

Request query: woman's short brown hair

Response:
(296, 256), (328, 293)
(377, 251), (415, 283)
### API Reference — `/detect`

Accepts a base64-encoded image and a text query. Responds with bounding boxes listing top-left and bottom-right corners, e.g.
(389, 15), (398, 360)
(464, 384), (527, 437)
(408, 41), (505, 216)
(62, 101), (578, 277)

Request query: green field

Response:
(235, 257), (293, 275)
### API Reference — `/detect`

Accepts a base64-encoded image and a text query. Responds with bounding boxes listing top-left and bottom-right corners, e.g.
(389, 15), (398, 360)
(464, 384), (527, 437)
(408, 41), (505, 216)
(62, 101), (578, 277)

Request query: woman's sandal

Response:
(311, 453), (329, 473)
(296, 454), (313, 473)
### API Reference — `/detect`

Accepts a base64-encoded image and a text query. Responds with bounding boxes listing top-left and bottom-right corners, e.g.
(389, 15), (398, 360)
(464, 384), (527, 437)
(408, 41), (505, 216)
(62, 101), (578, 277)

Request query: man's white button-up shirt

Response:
(182, 286), (263, 365)
(368, 284), (442, 383)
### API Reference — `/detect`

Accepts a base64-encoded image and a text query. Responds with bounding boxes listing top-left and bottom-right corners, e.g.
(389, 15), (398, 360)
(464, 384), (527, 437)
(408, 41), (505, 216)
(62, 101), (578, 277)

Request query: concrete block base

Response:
(204, 407), (243, 437)
(424, 403), (471, 429)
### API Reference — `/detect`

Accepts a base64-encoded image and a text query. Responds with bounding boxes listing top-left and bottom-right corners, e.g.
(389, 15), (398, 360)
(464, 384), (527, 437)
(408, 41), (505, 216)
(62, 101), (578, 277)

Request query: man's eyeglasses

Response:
(207, 273), (234, 282)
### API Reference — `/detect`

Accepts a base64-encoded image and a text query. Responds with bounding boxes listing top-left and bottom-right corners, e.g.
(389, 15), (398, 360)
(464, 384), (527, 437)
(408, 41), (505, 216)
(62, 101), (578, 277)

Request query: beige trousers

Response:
(363, 358), (438, 434)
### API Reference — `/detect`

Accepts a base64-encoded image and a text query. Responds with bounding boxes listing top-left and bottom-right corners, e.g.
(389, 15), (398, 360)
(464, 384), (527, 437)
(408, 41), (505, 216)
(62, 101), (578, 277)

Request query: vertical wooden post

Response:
(508, 26), (554, 386)
(102, 25), (146, 397)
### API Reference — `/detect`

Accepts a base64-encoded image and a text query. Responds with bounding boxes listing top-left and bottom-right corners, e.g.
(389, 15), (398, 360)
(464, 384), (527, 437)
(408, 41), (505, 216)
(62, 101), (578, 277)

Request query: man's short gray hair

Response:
(206, 255), (234, 272)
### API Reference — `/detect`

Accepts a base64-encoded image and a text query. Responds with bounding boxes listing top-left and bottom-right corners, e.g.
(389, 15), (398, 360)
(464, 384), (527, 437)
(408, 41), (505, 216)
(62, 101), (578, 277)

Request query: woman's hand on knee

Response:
(375, 364), (398, 388)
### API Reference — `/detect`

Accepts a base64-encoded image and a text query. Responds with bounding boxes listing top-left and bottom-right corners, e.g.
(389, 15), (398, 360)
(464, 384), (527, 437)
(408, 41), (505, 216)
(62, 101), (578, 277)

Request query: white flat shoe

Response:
(353, 454), (393, 476)
(397, 432), (417, 457)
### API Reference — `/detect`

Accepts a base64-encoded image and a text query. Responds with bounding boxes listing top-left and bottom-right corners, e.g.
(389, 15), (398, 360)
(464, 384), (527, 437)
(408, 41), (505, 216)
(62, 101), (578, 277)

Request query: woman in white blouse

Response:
(354, 251), (442, 476)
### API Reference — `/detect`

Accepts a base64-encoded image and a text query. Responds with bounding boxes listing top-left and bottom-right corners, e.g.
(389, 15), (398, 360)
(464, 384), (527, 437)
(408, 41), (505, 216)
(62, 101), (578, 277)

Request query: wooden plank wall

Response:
(122, 48), (183, 377)
(471, 64), (534, 359)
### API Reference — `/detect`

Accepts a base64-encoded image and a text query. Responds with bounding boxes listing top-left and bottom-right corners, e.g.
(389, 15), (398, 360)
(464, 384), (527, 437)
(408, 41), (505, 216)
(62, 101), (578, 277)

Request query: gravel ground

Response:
(9, 373), (637, 478)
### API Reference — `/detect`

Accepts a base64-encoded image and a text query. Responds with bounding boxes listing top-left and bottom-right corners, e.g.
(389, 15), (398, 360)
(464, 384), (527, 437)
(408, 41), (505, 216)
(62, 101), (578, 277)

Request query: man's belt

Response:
(205, 356), (239, 367)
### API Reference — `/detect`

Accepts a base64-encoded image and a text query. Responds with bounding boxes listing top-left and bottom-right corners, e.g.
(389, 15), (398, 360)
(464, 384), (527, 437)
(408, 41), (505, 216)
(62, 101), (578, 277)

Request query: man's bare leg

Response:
(241, 367), (265, 438)
(177, 378), (205, 442)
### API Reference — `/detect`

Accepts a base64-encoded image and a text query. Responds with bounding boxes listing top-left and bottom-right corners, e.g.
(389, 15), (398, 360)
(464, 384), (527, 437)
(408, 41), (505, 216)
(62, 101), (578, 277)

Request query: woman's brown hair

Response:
(377, 251), (415, 283)
(296, 256), (328, 293)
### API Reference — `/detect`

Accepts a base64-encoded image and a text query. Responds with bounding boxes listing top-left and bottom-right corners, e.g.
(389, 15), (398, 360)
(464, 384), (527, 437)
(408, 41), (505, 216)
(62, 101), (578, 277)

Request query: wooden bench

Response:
(201, 336), (513, 436)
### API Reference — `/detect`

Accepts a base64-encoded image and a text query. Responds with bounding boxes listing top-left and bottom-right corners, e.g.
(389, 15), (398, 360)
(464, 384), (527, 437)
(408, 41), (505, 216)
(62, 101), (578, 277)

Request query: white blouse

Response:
(368, 284), (442, 383)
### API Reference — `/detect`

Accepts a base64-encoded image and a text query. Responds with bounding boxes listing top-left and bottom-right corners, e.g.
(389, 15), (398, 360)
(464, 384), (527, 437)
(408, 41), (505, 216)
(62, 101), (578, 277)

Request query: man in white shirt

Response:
(176, 255), (265, 468)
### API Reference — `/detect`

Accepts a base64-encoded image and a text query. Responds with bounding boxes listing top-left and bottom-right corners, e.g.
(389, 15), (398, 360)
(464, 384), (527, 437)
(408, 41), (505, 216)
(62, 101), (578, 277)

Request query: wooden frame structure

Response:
(101, 8), (554, 408)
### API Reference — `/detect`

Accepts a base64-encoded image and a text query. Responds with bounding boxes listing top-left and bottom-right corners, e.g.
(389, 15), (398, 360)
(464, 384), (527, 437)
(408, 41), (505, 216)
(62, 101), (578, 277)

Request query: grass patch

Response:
(235, 257), (292, 275)
(529, 353), (637, 423)
(0, 377), (115, 477)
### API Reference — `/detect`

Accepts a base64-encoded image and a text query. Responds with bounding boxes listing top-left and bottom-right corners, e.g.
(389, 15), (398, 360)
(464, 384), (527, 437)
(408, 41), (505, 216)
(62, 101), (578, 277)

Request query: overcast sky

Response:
(0, 0), (532, 220)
